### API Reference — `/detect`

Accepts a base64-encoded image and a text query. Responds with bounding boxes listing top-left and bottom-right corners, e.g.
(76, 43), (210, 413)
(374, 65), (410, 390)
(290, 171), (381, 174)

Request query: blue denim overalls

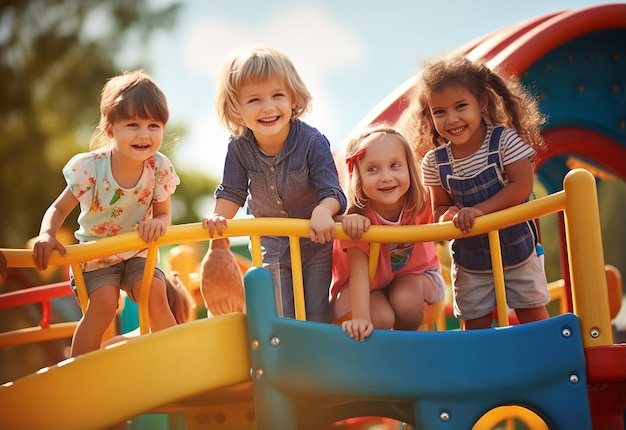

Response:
(435, 126), (537, 272)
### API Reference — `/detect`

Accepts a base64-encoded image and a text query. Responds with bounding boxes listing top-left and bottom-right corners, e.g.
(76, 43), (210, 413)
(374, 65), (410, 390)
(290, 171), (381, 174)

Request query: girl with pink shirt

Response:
(330, 127), (445, 341)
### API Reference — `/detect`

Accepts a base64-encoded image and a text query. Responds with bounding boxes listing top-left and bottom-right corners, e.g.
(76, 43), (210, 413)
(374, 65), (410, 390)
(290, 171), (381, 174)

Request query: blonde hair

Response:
(344, 126), (427, 219)
(215, 45), (312, 137)
(405, 55), (546, 159)
(90, 70), (169, 150)
(165, 272), (196, 324)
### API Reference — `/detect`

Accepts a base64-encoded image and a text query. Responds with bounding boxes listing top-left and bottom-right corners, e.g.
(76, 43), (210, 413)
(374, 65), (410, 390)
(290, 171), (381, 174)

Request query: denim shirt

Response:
(215, 120), (347, 256)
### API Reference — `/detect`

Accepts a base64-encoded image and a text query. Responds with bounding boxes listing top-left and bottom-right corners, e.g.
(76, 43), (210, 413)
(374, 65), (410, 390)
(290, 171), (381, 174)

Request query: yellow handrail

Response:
(563, 169), (611, 347)
(488, 230), (508, 327)
(2, 169), (612, 347)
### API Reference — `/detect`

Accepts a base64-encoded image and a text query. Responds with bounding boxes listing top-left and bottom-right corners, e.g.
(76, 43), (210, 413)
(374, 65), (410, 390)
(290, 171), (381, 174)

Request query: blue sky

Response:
(136, 0), (609, 178)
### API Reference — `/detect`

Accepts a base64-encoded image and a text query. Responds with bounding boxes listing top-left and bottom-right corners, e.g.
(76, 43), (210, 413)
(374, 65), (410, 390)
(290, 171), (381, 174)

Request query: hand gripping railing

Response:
(1, 168), (613, 349)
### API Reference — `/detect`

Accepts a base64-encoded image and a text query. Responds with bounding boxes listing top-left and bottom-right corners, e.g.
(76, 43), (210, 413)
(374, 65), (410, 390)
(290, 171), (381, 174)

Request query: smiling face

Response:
(426, 84), (487, 157)
(107, 116), (163, 163)
(355, 133), (410, 221)
(237, 76), (297, 149)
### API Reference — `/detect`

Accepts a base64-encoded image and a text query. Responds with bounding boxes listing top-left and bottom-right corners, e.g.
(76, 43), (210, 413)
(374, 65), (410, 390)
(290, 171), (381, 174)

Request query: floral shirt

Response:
(63, 148), (179, 272)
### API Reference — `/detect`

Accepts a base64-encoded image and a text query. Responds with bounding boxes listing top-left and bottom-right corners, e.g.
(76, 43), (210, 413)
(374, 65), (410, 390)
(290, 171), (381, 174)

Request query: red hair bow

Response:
(345, 148), (366, 174)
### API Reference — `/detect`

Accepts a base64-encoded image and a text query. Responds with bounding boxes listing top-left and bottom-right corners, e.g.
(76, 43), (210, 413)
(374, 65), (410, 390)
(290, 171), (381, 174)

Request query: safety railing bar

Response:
(250, 235), (262, 267)
(0, 322), (78, 348)
(488, 230), (509, 327)
(137, 244), (160, 334)
(368, 243), (381, 287)
(0, 281), (72, 310)
(1, 191), (566, 269)
(0, 170), (610, 347)
(288, 237), (306, 320)
(40, 299), (52, 328)
(563, 169), (612, 347)
(71, 262), (88, 315)
(0, 281), (74, 333)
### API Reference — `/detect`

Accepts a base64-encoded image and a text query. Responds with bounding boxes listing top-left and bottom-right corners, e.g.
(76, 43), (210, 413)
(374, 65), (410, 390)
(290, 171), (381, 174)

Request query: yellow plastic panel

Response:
(0, 313), (250, 429)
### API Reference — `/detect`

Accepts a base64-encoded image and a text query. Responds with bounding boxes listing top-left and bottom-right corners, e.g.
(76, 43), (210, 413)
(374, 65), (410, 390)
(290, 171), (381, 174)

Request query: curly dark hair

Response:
(404, 55), (546, 160)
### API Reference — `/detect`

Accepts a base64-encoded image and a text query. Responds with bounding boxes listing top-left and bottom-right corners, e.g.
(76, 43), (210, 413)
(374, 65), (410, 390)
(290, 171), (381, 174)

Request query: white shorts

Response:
(451, 253), (550, 320)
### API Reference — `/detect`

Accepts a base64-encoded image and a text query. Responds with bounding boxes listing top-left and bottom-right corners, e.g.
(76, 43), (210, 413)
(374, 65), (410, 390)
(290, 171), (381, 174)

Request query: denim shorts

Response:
(71, 257), (165, 301)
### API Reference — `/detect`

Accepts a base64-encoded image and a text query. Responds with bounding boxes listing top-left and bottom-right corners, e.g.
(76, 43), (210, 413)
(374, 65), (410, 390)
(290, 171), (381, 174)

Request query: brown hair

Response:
(405, 55), (546, 159)
(344, 125), (427, 219)
(215, 45), (312, 137)
(90, 70), (169, 150)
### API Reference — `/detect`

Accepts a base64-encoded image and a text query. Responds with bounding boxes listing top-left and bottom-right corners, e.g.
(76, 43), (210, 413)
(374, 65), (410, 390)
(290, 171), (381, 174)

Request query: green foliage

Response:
(172, 169), (220, 225)
(0, 0), (182, 247)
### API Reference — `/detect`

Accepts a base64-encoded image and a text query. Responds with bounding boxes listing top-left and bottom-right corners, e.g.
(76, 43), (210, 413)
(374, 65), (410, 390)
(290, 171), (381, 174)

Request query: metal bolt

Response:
(270, 336), (280, 346)
(570, 374), (579, 384)
(562, 328), (571, 338)
(251, 339), (260, 350)
(590, 328), (599, 338)
(256, 368), (264, 379)
(440, 412), (450, 422)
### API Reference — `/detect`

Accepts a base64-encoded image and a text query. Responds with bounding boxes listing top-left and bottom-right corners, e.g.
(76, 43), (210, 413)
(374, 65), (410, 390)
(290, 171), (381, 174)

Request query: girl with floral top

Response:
(32, 70), (180, 356)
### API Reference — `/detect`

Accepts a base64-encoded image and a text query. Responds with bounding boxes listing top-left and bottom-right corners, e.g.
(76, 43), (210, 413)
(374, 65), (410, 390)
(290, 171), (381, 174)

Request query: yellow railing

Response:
(1, 169), (612, 348)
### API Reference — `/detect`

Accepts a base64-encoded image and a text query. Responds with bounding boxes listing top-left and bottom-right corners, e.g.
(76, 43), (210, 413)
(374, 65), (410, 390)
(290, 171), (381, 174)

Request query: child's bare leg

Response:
(143, 276), (176, 331)
(388, 274), (426, 331)
(369, 290), (395, 329)
(70, 285), (119, 357)
(464, 313), (493, 330)
(515, 306), (549, 324)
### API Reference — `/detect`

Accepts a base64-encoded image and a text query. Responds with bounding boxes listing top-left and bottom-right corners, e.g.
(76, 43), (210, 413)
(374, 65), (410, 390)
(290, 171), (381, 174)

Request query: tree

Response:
(0, 0), (182, 247)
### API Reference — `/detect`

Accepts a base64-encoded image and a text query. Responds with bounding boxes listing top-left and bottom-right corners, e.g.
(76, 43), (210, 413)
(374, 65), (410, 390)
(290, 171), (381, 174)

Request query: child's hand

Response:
(138, 218), (166, 242)
(341, 318), (373, 341)
(439, 205), (459, 223)
(341, 214), (371, 240)
(453, 206), (484, 234)
(32, 233), (66, 271)
(202, 215), (228, 237)
(309, 206), (335, 244)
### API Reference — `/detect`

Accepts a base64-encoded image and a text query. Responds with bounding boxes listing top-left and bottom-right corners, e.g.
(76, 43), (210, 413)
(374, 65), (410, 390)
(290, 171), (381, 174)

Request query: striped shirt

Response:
(421, 127), (535, 187)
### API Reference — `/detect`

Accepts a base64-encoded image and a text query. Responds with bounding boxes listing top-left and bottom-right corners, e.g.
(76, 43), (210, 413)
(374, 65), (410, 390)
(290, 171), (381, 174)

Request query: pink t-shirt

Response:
(330, 202), (440, 299)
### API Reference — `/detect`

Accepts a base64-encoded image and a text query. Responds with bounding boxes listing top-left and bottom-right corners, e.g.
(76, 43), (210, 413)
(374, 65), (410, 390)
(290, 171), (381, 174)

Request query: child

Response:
(330, 127), (445, 341)
(407, 55), (550, 330)
(32, 70), (180, 356)
(202, 45), (347, 322)
(102, 271), (196, 346)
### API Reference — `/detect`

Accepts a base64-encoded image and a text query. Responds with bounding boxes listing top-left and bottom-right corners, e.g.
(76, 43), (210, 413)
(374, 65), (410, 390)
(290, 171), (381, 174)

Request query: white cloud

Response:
(184, 4), (364, 79)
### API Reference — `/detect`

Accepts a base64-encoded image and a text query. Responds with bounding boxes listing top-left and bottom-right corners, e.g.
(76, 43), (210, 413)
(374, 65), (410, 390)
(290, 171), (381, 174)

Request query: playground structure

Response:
(0, 3), (625, 429)
(0, 168), (623, 429)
